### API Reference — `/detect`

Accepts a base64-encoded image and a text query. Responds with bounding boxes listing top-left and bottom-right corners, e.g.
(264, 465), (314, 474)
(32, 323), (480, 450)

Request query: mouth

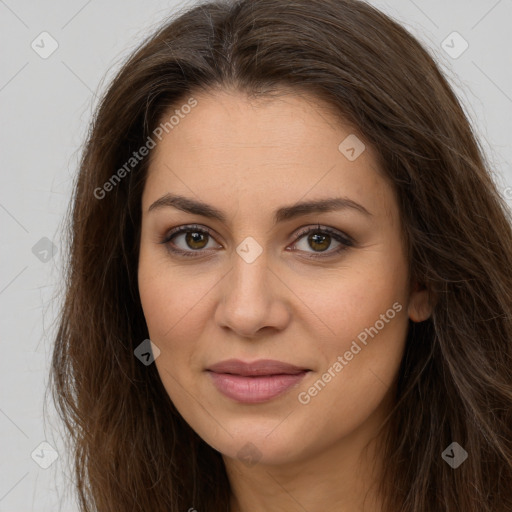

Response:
(206, 359), (311, 403)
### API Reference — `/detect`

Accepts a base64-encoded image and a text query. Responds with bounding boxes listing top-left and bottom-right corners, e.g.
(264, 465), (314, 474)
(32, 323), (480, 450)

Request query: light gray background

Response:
(1, 0), (511, 510)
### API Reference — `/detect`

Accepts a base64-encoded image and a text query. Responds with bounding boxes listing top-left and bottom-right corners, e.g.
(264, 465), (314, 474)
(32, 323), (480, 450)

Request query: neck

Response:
(224, 407), (390, 512)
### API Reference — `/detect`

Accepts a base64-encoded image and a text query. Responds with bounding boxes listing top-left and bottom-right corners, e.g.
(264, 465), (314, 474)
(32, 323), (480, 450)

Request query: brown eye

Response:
(160, 224), (353, 259)
(161, 224), (221, 257)
(307, 232), (331, 252)
(183, 230), (209, 250)
(291, 225), (353, 259)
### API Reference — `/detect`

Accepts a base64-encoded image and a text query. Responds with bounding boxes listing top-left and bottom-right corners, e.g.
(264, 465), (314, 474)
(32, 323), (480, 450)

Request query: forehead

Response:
(143, 89), (395, 223)
(151, 88), (366, 159)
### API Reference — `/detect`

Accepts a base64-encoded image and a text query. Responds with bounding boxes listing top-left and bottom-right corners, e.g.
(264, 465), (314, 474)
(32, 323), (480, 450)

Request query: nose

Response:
(214, 244), (291, 339)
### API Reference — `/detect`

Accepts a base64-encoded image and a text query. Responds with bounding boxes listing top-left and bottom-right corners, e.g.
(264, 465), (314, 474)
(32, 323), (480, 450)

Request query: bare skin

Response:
(138, 88), (432, 511)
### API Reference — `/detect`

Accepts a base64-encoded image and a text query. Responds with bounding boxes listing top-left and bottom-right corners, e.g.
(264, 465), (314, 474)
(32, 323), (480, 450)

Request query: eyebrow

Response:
(147, 193), (372, 224)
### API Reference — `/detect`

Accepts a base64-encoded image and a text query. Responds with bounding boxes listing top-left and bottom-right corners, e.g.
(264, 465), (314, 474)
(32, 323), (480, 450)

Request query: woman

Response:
(49, 0), (512, 510)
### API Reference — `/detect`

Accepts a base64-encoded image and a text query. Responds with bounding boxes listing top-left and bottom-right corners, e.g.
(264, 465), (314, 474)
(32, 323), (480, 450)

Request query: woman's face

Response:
(138, 89), (431, 466)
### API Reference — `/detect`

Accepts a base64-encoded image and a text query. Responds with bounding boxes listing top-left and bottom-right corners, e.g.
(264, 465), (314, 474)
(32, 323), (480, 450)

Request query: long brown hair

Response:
(49, 0), (512, 510)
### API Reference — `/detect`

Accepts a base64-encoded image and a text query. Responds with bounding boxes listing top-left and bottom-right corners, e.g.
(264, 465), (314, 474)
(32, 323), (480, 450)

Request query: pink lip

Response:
(206, 359), (310, 403)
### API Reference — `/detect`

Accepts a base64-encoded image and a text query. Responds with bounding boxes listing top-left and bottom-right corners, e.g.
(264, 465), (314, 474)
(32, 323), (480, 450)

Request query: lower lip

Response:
(207, 371), (309, 403)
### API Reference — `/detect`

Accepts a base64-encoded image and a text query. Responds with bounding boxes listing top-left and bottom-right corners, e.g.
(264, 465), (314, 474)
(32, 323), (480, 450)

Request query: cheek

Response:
(138, 246), (215, 343)
(137, 258), (208, 404)
(306, 259), (408, 354)
(138, 261), (171, 341)
(294, 242), (410, 411)
(305, 274), (408, 407)
(291, 275), (408, 453)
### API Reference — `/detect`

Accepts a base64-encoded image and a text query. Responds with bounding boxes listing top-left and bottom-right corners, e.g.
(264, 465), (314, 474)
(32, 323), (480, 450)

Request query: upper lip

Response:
(206, 359), (310, 376)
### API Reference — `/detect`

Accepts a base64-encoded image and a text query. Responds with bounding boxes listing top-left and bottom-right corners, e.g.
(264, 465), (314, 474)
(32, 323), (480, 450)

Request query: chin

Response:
(196, 418), (313, 467)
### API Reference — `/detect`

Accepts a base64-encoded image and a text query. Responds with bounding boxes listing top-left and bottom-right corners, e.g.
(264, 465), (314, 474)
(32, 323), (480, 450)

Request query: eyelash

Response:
(159, 223), (354, 260)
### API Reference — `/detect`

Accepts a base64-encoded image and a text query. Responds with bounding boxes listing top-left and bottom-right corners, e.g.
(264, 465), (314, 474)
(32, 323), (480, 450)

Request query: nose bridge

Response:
(227, 238), (270, 311)
(215, 236), (289, 336)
